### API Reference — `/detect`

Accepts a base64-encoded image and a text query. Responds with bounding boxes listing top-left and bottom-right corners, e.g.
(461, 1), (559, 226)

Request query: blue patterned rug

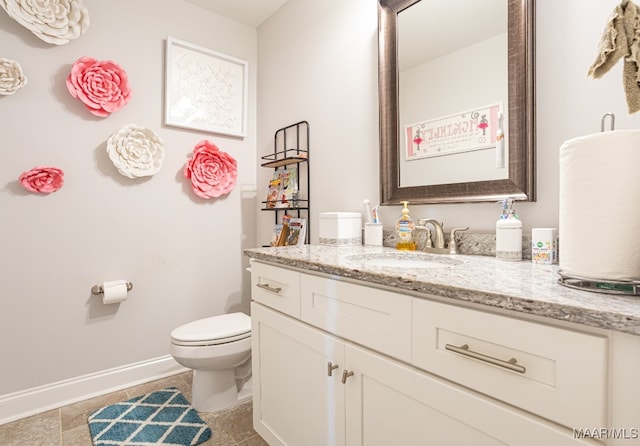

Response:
(88, 387), (211, 446)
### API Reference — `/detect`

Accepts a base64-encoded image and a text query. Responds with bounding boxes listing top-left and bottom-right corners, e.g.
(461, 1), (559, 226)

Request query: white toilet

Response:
(170, 312), (252, 412)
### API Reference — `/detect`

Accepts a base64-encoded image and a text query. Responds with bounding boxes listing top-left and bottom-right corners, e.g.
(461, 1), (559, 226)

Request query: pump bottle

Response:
(396, 201), (416, 251)
(496, 198), (522, 261)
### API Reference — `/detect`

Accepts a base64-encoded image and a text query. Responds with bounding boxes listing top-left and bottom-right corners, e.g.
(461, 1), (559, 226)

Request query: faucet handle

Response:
(414, 225), (433, 248)
(424, 228), (433, 248)
(448, 227), (469, 254)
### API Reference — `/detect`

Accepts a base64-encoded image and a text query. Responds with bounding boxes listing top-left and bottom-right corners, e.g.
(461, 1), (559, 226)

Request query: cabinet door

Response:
(251, 302), (346, 446)
(611, 331), (640, 446)
(344, 344), (600, 446)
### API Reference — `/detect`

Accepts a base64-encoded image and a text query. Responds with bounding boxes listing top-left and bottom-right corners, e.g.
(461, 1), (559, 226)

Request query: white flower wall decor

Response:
(0, 58), (27, 95)
(0, 0), (90, 45)
(106, 124), (165, 179)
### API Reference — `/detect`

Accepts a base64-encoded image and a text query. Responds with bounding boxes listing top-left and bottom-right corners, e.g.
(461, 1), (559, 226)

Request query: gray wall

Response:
(0, 0), (257, 395)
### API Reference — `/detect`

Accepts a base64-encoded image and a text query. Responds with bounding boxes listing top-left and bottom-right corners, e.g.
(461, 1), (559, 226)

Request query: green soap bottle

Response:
(396, 201), (416, 251)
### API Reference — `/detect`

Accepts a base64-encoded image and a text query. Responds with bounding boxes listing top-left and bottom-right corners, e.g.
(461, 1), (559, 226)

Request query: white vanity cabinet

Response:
(250, 259), (639, 446)
(251, 302), (346, 446)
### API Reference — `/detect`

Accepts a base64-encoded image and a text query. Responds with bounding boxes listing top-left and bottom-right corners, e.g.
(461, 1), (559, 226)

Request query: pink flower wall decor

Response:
(66, 57), (131, 117)
(184, 141), (238, 199)
(19, 166), (64, 194)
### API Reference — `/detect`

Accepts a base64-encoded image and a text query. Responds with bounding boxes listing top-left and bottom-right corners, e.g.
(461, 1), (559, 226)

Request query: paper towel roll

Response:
(102, 280), (129, 304)
(559, 130), (640, 281)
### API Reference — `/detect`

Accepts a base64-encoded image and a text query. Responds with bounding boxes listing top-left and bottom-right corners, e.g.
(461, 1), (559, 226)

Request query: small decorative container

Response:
(532, 228), (558, 264)
(319, 212), (362, 246)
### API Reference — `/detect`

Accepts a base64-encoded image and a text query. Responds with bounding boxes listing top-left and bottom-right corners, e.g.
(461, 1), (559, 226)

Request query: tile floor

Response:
(0, 372), (268, 446)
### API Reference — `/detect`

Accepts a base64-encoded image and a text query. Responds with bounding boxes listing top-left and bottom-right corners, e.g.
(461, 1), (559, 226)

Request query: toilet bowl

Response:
(170, 312), (252, 412)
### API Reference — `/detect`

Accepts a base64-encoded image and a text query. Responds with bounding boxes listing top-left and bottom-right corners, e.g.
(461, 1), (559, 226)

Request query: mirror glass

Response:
(379, 0), (535, 204)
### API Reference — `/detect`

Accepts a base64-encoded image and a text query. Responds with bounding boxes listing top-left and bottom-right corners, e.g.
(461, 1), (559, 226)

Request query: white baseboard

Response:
(0, 355), (188, 426)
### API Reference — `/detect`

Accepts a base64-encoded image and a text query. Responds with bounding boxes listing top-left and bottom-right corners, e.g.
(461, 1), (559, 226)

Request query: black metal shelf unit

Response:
(260, 121), (310, 243)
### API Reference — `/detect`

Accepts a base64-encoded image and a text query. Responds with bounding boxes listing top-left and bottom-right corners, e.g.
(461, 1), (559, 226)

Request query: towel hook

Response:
(601, 112), (615, 132)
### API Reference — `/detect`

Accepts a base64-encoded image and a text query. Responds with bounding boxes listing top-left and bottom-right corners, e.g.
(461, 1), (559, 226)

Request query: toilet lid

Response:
(171, 312), (251, 344)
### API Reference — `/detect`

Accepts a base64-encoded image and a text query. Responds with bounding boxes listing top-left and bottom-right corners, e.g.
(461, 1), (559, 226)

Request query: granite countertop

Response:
(244, 245), (640, 336)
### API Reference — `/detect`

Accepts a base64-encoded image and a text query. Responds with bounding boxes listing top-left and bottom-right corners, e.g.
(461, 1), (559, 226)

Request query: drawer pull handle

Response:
(327, 362), (339, 377)
(444, 343), (526, 374)
(341, 369), (354, 384)
(256, 283), (282, 294)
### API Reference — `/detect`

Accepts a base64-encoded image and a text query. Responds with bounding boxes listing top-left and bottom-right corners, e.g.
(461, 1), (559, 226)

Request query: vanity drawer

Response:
(412, 298), (608, 430)
(250, 260), (301, 318)
(301, 274), (412, 362)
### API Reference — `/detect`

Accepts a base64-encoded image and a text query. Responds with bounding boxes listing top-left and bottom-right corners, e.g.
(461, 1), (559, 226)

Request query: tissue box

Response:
(319, 212), (362, 246)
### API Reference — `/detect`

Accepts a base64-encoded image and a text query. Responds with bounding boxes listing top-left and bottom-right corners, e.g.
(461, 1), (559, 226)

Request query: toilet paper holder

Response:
(91, 281), (133, 295)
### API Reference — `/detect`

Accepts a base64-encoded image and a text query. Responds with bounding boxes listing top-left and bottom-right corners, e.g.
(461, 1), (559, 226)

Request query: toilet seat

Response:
(171, 312), (251, 347)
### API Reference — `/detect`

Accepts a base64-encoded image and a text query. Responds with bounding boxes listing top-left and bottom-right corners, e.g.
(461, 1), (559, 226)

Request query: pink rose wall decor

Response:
(19, 166), (64, 194)
(66, 57), (131, 117)
(184, 140), (237, 199)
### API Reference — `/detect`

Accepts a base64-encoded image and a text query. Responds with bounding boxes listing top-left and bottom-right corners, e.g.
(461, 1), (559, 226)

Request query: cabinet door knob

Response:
(327, 362), (339, 376)
(341, 369), (354, 384)
(256, 283), (282, 294)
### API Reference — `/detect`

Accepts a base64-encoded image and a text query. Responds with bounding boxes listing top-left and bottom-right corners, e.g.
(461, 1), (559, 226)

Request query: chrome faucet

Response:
(418, 219), (445, 249)
(416, 218), (469, 254)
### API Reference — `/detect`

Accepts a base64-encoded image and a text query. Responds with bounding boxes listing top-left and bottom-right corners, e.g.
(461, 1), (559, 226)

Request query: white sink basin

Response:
(346, 253), (460, 269)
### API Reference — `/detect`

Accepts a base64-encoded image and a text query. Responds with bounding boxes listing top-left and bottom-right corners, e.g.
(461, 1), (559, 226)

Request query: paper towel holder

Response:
(558, 272), (639, 296)
(91, 281), (133, 295)
(601, 112), (615, 132)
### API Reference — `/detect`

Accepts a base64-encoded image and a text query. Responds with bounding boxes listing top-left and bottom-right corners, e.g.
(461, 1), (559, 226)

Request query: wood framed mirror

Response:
(378, 0), (535, 204)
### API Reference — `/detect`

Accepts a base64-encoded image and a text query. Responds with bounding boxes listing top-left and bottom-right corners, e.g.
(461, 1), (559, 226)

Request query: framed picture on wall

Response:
(164, 37), (248, 138)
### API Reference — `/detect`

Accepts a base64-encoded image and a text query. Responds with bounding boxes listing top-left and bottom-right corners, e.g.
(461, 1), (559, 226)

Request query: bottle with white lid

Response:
(496, 198), (522, 261)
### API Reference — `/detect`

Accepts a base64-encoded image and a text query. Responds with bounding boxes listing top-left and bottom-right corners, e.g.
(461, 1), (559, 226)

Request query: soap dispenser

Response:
(396, 201), (416, 251)
(496, 198), (522, 261)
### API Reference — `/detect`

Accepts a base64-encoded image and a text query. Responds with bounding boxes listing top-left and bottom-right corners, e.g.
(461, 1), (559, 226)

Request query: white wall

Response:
(256, 0), (379, 246)
(258, 0), (640, 240)
(0, 0), (257, 396)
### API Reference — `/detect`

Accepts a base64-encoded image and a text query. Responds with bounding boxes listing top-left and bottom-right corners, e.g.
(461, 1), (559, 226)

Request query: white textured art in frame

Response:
(164, 37), (248, 138)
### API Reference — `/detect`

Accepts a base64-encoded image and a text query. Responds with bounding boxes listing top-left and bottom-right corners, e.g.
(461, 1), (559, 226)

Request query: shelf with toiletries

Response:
(260, 149), (308, 168)
(260, 199), (309, 211)
(260, 121), (310, 246)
